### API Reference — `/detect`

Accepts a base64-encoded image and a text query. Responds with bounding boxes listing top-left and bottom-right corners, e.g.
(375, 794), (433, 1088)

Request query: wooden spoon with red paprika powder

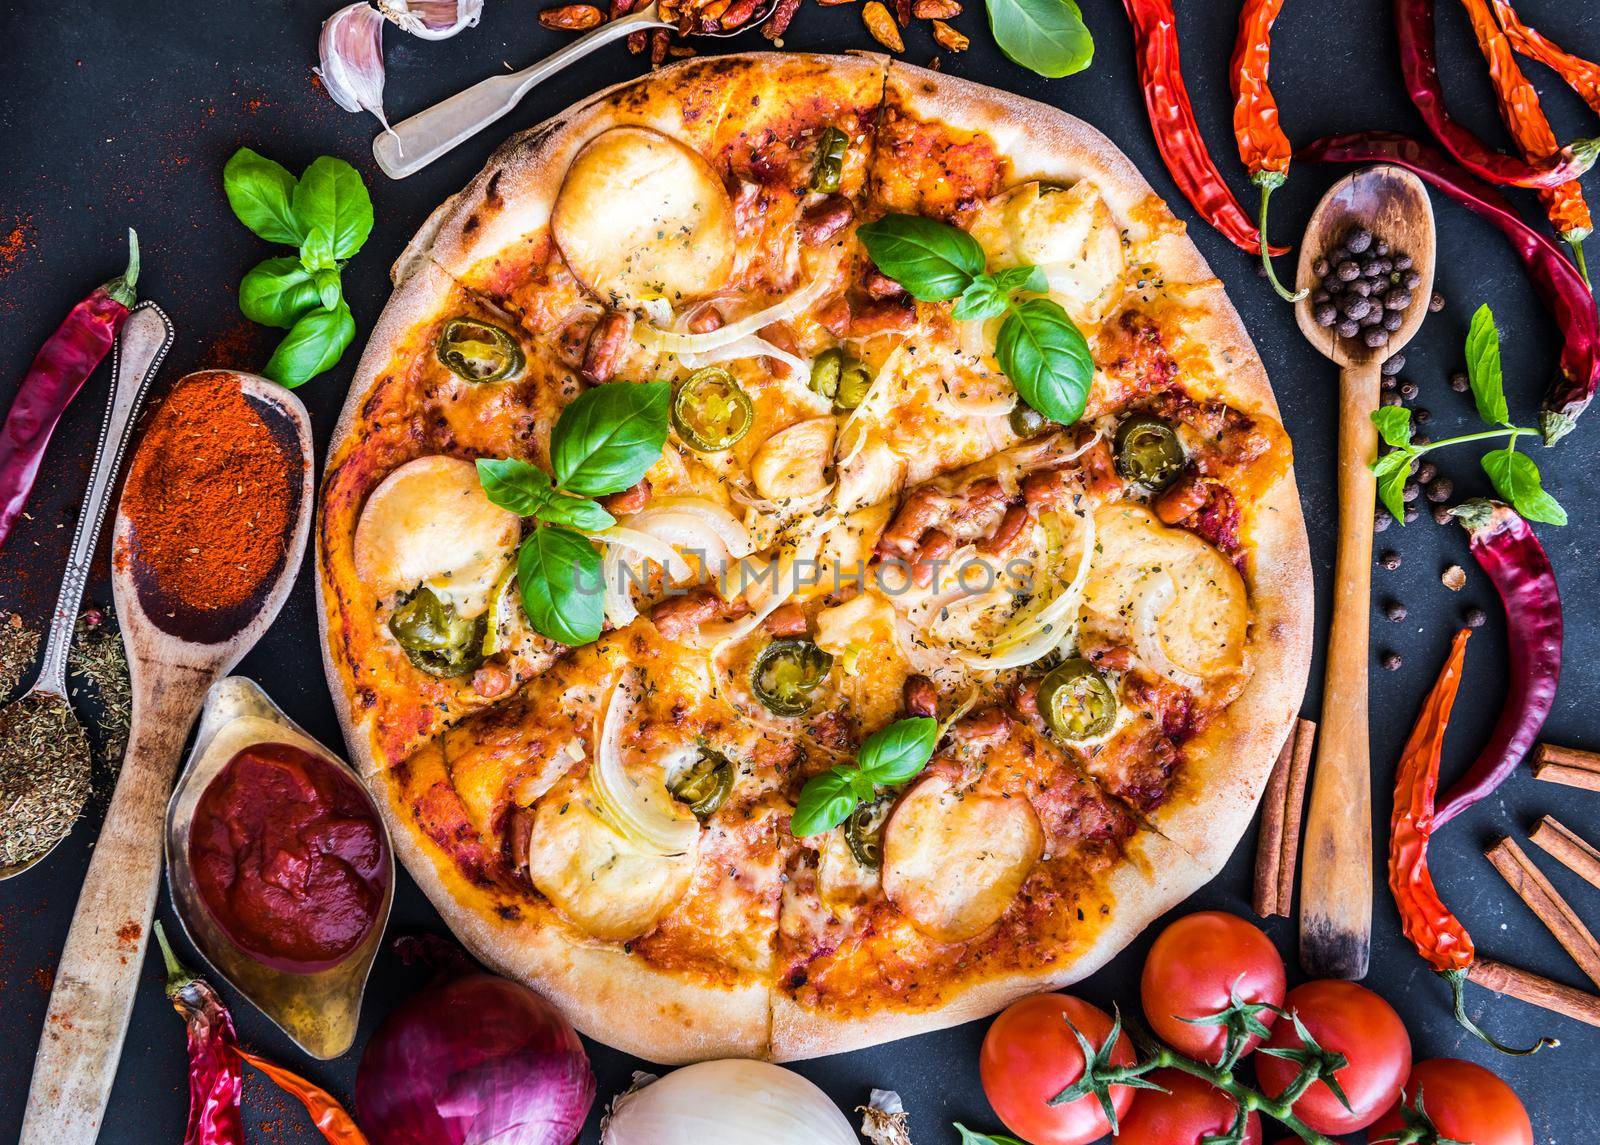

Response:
(20, 369), (313, 1145)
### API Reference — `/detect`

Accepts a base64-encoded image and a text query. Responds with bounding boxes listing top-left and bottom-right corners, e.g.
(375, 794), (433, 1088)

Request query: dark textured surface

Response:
(3, 2), (1600, 1141)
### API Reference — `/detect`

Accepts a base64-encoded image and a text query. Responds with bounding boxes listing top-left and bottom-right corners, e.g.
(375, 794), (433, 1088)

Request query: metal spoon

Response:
(1292, 166), (1436, 980)
(372, 0), (778, 179)
(0, 303), (173, 880)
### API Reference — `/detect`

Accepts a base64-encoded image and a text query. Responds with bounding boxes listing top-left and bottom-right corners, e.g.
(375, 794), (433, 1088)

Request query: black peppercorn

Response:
(1338, 319), (1361, 339)
(1364, 327), (1391, 348)
(1337, 260), (1362, 281)
(1415, 407), (1431, 423)
(1427, 476), (1454, 501)
(1382, 353), (1406, 376)
(1380, 550), (1401, 570)
(1417, 461), (1437, 484)
(1383, 311), (1405, 332)
(1313, 257), (1331, 278)
(1386, 289), (1413, 311)
(1465, 606), (1488, 628)
(1399, 381), (1419, 399)
(1403, 481), (1421, 503)
(1381, 375), (1398, 392)
(1381, 651), (1403, 671)
(1404, 504), (1420, 523)
(1385, 600), (1407, 622)
(1432, 504), (1455, 525)
(1429, 291), (1445, 312)
(1374, 509), (1393, 532)
(1448, 371), (1469, 392)
(1380, 391), (1403, 407)
(1347, 229), (1373, 254)
(1344, 297), (1373, 321)
(1314, 303), (1337, 327)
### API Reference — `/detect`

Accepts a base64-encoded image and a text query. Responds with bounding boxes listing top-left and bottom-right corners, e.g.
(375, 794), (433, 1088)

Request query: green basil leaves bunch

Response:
(856, 214), (1095, 425)
(478, 381), (670, 648)
(223, 147), (373, 388)
(791, 716), (938, 837)
(1372, 304), (1566, 526)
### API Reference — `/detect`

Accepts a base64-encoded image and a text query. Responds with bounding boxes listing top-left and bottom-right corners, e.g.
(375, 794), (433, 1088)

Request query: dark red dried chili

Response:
(1433, 500), (1562, 826)
(1230, 0), (1303, 301)
(1122, 0), (1288, 259)
(0, 229), (139, 552)
(1300, 132), (1600, 444)
(1395, 0), (1600, 189)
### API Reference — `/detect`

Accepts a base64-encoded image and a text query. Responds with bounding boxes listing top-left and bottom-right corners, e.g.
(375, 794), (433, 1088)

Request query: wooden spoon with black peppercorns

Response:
(1293, 165), (1436, 981)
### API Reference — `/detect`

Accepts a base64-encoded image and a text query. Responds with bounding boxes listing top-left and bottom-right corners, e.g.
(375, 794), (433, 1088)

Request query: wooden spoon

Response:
(1293, 166), (1436, 980)
(21, 371), (313, 1145)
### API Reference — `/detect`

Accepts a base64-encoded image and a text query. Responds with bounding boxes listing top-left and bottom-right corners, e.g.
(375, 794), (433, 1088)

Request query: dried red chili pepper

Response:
(1463, 0), (1593, 283)
(1433, 500), (1562, 826)
(1230, 0), (1303, 301)
(0, 229), (139, 553)
(1122, 0), (1288, 259)
(1300, 131), (1600, 444)
(1492, 1), (1600, 117)
(1388, 629), (1556, 1057)
(1395, 0), (1600, 189)
(238, 1051), (369, 1144)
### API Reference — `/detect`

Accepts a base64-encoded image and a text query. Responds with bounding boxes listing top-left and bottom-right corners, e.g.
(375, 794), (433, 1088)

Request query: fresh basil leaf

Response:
(313, 267), (342, 312)
(791, 768), (860, 837)
(1465, 302), (1509, 427)
(986, 0), (1094, 79)
(477, 457), (555, 516)
(955, 1124), (1028, 1145)
(991, 264), (1048, 294)
(238, 256), (319, 329)
(550, 381), (671, 496)
(1370, 406), (1413, 449)
(1482, 445), (1567, 526)
(300, 226), (336, 273)
(223, 147), (303, 246)
(262, 300), (355, 388)
(292, 155), (374, 260)
(953, 277), (1008, 322)
(535, 492), (616, 532)
(517, 524), (605, 646)
(1373, 451), (1413, 523)
(857, 214), (986, 301)
(857, 716), (938, 787)
(995, 297), (1094, 424)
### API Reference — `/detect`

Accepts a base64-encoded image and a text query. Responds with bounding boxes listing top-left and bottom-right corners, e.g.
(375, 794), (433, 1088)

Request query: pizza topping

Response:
(666, 746), (736, 819)
(634, 274), (833, 357)
(580, 310), (632, 384)
(591, 674), (702, 856)
(799, 194), (857, 247)
(435, 316), (525, 383)
(670, 367), (755, 452)
(1038, 657), (1119, 741)
(843, 793), (894, 869)
(388, 586), (489, 677)
(1114, 414), (1186, 491)
(752, 638), (834, 717)
(970, 180), (1127, 326)
(601, 476), (653, 517)
(751, 416), (836, 500)
(808, 126), (852, 195)
(651, 586), (750, 641)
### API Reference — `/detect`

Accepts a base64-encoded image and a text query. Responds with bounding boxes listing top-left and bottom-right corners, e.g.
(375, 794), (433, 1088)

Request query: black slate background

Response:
(3, 1), (1600, 1141)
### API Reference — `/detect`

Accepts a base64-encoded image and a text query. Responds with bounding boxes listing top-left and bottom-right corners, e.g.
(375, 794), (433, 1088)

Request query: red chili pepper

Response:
(1300, 131), (1600, 444)
(1388, 629), (1555, 1056)
(1122, 0), (1288, 259)
(1230, 0), (1303, 301)
(238, 1051), (369, 1144)
(0, 228), (139, 552)
(1395, 0), (1600, 189)
(1492, 1), (1600, 118)
(1432, 500), (1561, 826)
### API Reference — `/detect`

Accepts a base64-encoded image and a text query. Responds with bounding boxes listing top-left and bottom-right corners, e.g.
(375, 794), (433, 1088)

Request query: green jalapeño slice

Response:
(751, 638), (833, 717)
(810, 126), (850, 194)
(672, 367), (755, 452)
(669, 748), (736, 819)
(1038, 657), (1118, 741)
(437, 317), (525, 383)
(389, 586), (487, 677)
(1114, 415), (1185, 490)
(845, 794), (893, 869)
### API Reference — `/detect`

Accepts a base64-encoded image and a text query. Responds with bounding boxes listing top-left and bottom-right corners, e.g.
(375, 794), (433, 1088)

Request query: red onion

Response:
(357, 937), (595, 1145)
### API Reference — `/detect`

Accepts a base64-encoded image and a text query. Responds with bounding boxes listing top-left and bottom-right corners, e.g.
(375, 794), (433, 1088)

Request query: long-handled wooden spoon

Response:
(21, 371), (313, 1145)
(1293, 166), (1436, 979)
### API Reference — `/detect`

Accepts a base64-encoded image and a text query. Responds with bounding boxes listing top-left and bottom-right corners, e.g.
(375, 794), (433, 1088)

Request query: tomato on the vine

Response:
(1369, 1059), (1533, 1145)
(1256, 979), (1411, 1133)
(979, 994), (1135, 1145)
(1140, 911), (1286, 1064)
(1119, 1069), (1262, 1145)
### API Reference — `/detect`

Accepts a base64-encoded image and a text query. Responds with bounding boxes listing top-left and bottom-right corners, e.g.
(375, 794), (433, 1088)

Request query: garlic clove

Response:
(315, 3), (395, 139)
(377, 0), (485, 39)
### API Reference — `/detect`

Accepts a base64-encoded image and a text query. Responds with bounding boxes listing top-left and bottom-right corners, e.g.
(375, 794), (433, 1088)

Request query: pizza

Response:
(316, 51), (1313, 1063)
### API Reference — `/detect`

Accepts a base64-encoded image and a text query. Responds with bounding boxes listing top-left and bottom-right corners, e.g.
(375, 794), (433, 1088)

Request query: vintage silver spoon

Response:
(372, 0), (778, 179)
(0, 302), (173, 881)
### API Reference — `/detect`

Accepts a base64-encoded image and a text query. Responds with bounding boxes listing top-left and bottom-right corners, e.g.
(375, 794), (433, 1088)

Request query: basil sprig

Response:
(954, 1125), (1027, 1145)
(986, 0), (1094, 80)
(791, 716), (938, 837)
(857, 214), (1094, 425)
(223, 147), (373, 388)
(478, 382), (670, 648)
(1371, 304), (1566, 526)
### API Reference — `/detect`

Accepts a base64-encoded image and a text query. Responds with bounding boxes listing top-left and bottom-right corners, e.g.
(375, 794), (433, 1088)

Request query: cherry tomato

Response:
(1140, 911), (1286, 1064)
(1369, 1059), (1533, 1145)
(1119, 1069), (1262, 1145)
(1256, 980), (1411, 1133)
(979, 994), (1135, 1145)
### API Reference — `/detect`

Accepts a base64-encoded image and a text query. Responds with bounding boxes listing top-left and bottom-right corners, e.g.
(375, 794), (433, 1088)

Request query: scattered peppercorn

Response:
(1380, 550), (1402, 570)
(1465, 606), (1488, 628)
(1448, 371), (1469, 393)
(1381, 375), (1398, 392)
(1415, 407), (1431, 423)
(1399, 381), (1419, 400)
(1403, 481), (1421, 503)
(1404, 504), (1420, 523)
(1426, 477), (1453, 502)
(1382, 353), (1407, 376)
(1380, 391), (1404, 407)
(1429, 291), (1445, 312)
(1385, 600), (1408, 622)
(1432, 504), (1455, 525)
(1416, 461), (1437, 484)
(1374, 510), (1393, 532)
(1381, 651), (1403, 671)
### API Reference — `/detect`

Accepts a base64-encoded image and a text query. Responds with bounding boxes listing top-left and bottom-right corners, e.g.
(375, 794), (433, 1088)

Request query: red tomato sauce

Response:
(189, 741), (389, 970)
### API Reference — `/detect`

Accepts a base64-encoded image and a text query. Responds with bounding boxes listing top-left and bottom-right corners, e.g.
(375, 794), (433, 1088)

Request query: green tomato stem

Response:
(1106, 1047), (1338, 1145)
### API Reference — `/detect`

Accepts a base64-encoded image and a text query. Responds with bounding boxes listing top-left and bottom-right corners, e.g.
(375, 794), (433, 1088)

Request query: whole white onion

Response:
(601, 1060), (857, 1145)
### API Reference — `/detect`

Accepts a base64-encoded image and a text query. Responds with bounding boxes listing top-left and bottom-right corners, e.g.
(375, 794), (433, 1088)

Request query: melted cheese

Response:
(551, 126), (734, 307)
(881, 774), (1043, 942)
(352, 455), (519, 616)
(971, 180), (1126, 326)
(750, 416), (836, 501)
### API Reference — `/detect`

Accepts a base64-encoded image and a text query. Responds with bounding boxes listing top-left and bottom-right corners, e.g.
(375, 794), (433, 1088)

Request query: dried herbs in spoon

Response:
(0, 693), (92, 870)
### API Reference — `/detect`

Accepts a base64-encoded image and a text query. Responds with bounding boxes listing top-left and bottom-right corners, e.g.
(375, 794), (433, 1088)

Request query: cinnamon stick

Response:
(1253, 718), (1315, 918)
(1468, 957), (1600, 1031)
(1529, 816), (1600, 892)
(1484, 836), (1600, 990)
(1532, 742), (1600, 793)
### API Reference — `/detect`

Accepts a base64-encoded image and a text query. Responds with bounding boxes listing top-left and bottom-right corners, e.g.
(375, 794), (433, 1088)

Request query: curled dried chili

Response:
(1492, 1), (1600, 117)
(1300, 131), (1600, 444)
(1122, 0), (1288, 259)
(1396, 0), (1600, 189)
(1388, 630), (1556, 1056)
(0, 229), (139, 553)
(1230, 0), (1303, 301)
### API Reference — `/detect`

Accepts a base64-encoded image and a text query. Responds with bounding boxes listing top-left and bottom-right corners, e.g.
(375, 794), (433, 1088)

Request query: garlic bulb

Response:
(315, 4), (394, 137)
(601, 1060), (857, 1145)
(377, 0), (485, 39)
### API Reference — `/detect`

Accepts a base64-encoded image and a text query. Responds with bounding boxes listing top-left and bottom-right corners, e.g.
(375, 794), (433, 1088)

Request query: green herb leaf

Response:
(791, 767), (861, 837)
(1482, 445), (1567, 526)
(953, 276), (1009, 322)
(856, 214), (986, 301)
(995, 297), (1094, 424)
(534, 492), (616, 532)
(292, 155), (374, 260)
(1371, 406), (1414, 449)
(477, 458), (556, 516)
(1372, 450), (1413, 524)
(299, 226), (337, 273)
(986, 0), (1094, 79)
(856, 716), (938, 786)
(223, 147), (303, 245)
(991, 264), (1048, 294)
(955, 1125), (1028, 1145)
(238, 256), (320, 329)
(313, 267), (343, 312)
(550, 381), (671, 496)
(516, 524), (605, 646)
(262, 300), (355, 388)
(1465, 303), (1510, 427)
